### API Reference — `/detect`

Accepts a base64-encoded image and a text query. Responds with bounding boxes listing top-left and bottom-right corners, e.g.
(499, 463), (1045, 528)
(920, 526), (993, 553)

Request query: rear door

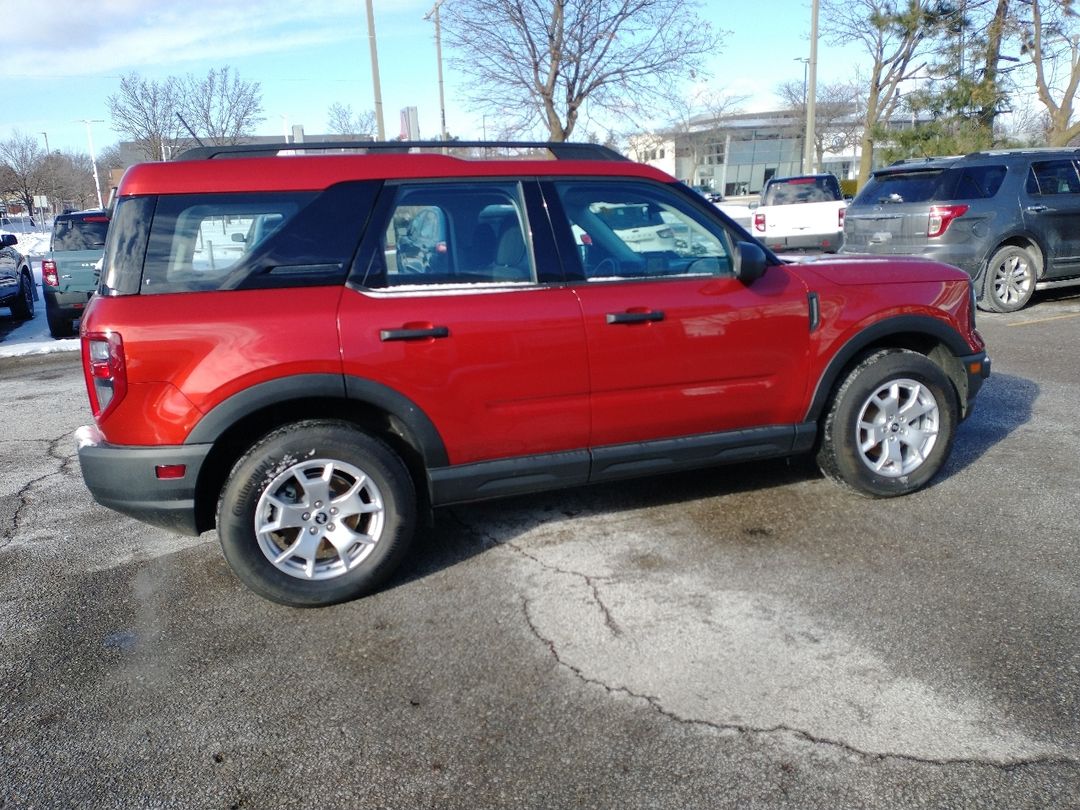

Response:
(338, 180), (590, 467)
(844, 168), (946, 253)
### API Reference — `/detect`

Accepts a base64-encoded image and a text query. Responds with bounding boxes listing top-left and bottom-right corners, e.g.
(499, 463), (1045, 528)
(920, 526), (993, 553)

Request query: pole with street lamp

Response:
(794, 57), (809, 173)
(425, 0), (449, 141)
(78, 119), (105, 209)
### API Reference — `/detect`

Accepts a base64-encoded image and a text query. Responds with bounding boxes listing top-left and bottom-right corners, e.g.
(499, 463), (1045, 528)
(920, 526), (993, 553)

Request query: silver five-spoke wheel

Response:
(855, 378), (940, 478)
(256, 459), (385, 580)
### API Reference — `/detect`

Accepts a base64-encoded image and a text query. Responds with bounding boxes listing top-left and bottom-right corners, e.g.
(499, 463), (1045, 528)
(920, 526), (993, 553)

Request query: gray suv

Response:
(843, 148), (1080, 312)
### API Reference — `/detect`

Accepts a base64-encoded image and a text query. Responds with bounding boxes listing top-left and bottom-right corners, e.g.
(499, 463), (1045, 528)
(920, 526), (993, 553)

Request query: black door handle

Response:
(380, 325), (450, 341)
(606, 310), (665, 325)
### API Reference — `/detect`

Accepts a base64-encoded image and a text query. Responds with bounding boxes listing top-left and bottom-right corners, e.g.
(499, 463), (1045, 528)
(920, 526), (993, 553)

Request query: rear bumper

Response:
(44, 288), (94, 316)
(75, 425), (211, 536)
(758, 230), (844, 253)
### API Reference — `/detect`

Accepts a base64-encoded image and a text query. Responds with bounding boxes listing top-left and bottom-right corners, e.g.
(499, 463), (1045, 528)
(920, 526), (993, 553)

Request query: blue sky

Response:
(4, 0), (863, 157)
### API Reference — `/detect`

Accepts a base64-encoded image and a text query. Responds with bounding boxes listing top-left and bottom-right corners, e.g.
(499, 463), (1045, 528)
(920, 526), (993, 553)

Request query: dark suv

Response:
(75, 141), (989, 606)
(843, 148), (1080, 312)
(0, 233), (35, 321)
(42, 210), (109, 337)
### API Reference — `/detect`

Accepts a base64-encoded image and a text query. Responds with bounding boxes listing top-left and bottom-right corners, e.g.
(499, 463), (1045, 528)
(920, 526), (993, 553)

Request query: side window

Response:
(1028, 160), (1080, 196)
(376, 182), (535, 287)
(553, 181), (732, 280)
(954, 165), (1007, 200)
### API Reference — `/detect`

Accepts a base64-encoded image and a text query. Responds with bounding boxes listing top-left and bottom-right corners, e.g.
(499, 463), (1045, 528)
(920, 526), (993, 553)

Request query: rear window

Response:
(855, 169), (950, 204)
(761, 176), (842, 206)
(593, 204), (664, 229)
(52, 216), (109, 251)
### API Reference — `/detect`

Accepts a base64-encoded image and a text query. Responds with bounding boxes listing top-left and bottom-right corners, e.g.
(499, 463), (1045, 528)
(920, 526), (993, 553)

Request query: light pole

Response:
(425, 0), (449, 141)
(40, 131), (50, 153)
(78, 119), (105, 209)
(794, 57), (809, 173)
(364, 0), (386, 140)
(804, 0), (819, 176)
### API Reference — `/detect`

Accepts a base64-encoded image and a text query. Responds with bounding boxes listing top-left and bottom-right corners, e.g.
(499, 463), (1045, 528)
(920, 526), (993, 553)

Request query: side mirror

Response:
(1, 233), (17, 248)
(733, 240), (768, 284)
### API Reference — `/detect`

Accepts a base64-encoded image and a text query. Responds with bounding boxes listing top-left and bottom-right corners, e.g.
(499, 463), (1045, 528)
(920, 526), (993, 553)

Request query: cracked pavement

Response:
(2, 297), (1080, 808)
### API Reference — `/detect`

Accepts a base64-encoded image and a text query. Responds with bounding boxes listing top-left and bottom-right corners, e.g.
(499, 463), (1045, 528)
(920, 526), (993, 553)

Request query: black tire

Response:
(979, 245), (1036, 313)
(47, 309), (75, 338)
(10, 271), (34, 320)
(816, 349), (958, 498)
(217, 420), (417, 607)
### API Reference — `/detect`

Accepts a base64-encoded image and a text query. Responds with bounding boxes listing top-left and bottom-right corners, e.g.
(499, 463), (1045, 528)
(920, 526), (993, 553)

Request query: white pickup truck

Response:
(751, 173), (847, 253)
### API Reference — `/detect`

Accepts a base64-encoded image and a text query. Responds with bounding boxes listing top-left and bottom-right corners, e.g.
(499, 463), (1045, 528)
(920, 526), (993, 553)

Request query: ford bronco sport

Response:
(76, 141), (990, 607)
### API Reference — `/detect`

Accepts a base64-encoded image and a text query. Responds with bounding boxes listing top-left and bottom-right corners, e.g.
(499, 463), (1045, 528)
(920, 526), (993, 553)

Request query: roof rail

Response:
(176, 140), (628, 162)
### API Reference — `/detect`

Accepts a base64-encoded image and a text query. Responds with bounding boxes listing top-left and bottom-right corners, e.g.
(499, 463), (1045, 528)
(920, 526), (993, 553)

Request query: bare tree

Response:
(41, 151), (99, 211)
(327, 103), (377, 137)
(179, 67), (265, 146)
(1016, 0), (1080, 145)
(442, 0), (725, 141)
(0, 130), (47, 215)
(107, 72), (187, 161)
(775, 79), (864, 170)
(821, 0), (948, 186)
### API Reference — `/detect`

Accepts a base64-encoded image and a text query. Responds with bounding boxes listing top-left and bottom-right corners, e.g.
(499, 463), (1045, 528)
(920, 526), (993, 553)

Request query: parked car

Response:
(591, 202), (677, 254)
(75, 140), (989, 607)
(843, 148), (1080, 312)
(41, 210), (109, 337)
(752, 173), (847, 253)
(0, 233), (35, 321)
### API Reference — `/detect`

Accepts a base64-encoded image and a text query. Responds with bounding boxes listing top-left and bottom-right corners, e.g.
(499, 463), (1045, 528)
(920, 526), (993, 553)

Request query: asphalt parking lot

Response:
(1, 289), (1079, 809)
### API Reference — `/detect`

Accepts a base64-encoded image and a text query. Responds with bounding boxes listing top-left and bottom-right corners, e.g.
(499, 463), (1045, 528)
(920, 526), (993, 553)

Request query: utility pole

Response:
(365, 0), (386, 140)
(425, 0), (449, 141)
(794, 57), (809, 173)
(804, 0), (819, 175)
(40, 132), (50, 153)
(78, 119), (105, 209)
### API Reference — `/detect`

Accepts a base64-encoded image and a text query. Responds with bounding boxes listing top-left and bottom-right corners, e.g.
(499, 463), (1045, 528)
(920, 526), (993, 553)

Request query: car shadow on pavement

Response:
(942, 371), (1036, 478)
(391, 456), (823, 590)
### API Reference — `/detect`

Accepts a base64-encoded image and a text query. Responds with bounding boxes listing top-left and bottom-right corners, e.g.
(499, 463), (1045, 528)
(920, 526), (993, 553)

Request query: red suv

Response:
(76, 141), (990, 606)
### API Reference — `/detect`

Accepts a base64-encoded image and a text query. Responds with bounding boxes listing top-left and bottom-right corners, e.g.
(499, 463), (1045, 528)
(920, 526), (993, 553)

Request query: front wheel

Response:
(217, 420), (417, 607)
(816, 350), (958, 498)
(979, 245), (1036, 313)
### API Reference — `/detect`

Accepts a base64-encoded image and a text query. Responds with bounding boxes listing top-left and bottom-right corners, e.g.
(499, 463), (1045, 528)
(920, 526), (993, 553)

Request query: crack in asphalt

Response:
(3, 433), (76, 546)
(448, 509), (1079, 771)
(518, 596), (1079, 773)
(446, 509), (622, 637)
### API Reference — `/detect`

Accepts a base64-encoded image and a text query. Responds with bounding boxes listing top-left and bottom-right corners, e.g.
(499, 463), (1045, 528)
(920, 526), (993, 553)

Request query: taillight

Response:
(42, 259), (58, 287)
(82, 332), (127, 420)
(927, 204), (969, 238)
(753, 212), (766, 232)
(838, 208), (846, 229)
(657, 228), (673, 238)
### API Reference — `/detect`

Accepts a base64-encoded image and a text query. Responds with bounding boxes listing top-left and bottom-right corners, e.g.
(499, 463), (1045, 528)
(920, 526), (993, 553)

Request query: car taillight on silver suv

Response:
(82, 332), (127, 419)
(927, 204), (969, 238)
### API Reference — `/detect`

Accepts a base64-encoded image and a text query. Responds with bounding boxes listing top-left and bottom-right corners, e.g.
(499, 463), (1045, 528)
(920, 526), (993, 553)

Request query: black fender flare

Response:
(805, 315), (971, 423)
(185, 373), (449, 467)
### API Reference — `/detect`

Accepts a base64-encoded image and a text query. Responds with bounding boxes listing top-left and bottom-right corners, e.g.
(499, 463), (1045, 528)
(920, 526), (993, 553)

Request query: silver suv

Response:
(843, 148), (1080, 312)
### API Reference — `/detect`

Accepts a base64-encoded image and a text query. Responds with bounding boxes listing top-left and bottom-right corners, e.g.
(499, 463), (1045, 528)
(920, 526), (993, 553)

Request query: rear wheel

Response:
(817, 349), (957, 497)
(10, 271), (34, 320)
(47, 309), (75, 338)
(979, 245), (1036, 313)
(217, 420), (417, 607)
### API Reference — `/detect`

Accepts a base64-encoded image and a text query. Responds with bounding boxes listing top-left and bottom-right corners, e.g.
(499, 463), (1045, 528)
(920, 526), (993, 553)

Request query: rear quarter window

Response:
(102, 182), (379, 295)
(951, 165), (1007, 200)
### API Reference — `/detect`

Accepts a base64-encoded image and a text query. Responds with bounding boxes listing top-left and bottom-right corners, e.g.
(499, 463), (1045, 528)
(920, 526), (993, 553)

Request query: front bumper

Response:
(75, 425), (212, 536)
(959, 351), (991, 418)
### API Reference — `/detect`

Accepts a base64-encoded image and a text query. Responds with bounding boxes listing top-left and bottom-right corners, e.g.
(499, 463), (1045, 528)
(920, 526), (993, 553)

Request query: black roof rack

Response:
(176, 140), (628, 162)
